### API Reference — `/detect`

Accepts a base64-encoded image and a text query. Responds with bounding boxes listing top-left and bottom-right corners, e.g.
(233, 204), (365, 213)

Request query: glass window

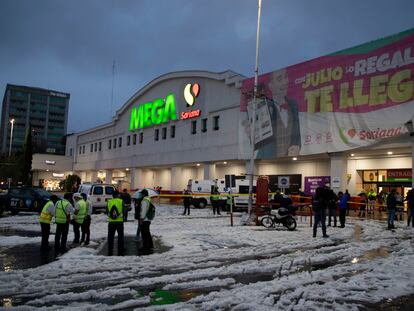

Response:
(118, 137), (122, 148)
(127, 135), (130, 146)
(170, 125), (175, 138)
(162, 127), (167, 140)
(213, 116), (219, 131)
(79, 146), (82, 154)
(94, 143), (97, 152)
(90, 144), (93, 152)
(363, 170), (378, 182)
(108, 139), (112, 149)
(202, 118), (207, 132)
(70, 148), (73, 157)
(191, 120), (197, 134)
(133, 134), (137, 145)
(113, 138), (117, 149)
(92, 186), (103, 195)
(82, 146), (85, 154)
(139, 132), (143, 144)
(105, 186), (115, 195)
(98, 142), (102, 151)
(155, 129), (159, 141)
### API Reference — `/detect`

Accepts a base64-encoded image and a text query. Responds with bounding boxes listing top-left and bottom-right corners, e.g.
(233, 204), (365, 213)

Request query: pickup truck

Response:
(0, 187), (53, 216)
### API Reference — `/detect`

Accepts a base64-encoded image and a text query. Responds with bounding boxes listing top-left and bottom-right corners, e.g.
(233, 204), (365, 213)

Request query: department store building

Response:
(33, 29), (414, 196)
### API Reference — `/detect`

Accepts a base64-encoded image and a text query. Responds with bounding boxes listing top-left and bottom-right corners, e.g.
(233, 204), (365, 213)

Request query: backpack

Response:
(109, 204), (119, 220)
(146, 202), (155, 221)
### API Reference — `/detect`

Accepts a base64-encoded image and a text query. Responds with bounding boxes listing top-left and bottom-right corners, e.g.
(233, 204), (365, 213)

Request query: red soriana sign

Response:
(239, 28), (414, 159)
(387, 169), (412, 182)
(181, 83), (201, 120)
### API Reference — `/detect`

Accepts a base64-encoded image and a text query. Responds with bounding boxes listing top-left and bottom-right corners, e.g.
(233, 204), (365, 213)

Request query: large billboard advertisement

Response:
(240, 28), (414, 158)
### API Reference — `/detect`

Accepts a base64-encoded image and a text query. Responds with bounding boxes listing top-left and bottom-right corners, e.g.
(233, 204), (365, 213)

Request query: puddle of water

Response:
(98, 235), (172, 256)
(233, 273), (275, 285)
(362, 246), (390, 260)
(0, 244), (56, 271)
(0, 228), (40, 237)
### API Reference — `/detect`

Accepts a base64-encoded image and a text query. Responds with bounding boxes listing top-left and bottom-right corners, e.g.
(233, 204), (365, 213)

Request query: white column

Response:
(171, 166), (183, 191)
(204, 163), (216, 180)
(329, 153), (348, 194)
(130, 168), (143, 190)
(90, 171), (98, 183)
(105, 170), (113, 184)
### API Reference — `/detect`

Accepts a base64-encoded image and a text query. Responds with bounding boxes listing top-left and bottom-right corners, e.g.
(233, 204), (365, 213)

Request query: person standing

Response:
(182, 189), (191, 215)
(367, 189), (377, 214)
(405, 190), (414, 227)
(39, 195), (59, 251)
(72, 193), (87, 245)
(54, 193), (74, 257)
(134, 193), (143, 240)
(387, 189), (397, 230)
(140, 189), (156, 254)
(119, 188), (132, 222)
(312, 186), (329, 238)
(338, 191), (349, 228)
(327, 189), (338, 227)
(395, 192), (404, 221)
(344, 189), (351, 216)
(210, 186), (221, 215)
(107, 190), (124, 256)
(80, 193), (92, 245)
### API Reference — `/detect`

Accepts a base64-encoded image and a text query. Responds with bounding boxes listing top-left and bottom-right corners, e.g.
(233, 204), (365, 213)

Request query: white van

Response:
(77, 183), (116, 213)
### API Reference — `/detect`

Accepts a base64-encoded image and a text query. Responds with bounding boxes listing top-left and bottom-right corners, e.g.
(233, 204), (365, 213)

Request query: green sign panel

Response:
(129, 93), (177, 131)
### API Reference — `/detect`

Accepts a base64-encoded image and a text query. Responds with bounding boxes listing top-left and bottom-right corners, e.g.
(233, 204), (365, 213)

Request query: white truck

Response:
(187, 178), (256, 210)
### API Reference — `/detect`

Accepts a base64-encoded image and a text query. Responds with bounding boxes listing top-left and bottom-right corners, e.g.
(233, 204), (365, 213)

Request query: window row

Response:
(191, 116), (219, 135)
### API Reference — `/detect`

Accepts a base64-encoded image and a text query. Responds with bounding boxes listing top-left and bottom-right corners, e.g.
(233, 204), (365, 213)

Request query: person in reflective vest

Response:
(107, 190), (124, 256)
(39, 195), (59, 251)
(139, 189), (156, 254)
(72, 193), (87, 245)
(80, 193), (92, 245)
(54, 193), (75, 257)
(210, 186), (221, 215)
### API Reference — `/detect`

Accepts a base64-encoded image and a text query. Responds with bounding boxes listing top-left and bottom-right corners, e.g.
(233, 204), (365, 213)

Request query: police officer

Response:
(80, 193), (92, 245)
(39, 195), (59, 251)
(107, 190), (124, 256)
(210, 186), (221, 215)
(140, 189), (155, 254)
(54, 193), (75, 257)
(72, 193), (87, 245)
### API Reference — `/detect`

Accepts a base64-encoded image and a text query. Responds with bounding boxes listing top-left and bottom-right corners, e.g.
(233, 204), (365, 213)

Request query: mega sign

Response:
(129, 94), (177, 130)
(129, 83), (202, 131)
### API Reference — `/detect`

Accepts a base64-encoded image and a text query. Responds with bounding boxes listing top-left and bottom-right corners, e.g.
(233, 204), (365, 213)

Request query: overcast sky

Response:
(1, 0), (413, 133)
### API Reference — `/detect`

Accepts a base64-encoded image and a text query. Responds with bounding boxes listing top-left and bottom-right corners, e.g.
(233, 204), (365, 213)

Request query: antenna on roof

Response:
(110, 60), (116, 120)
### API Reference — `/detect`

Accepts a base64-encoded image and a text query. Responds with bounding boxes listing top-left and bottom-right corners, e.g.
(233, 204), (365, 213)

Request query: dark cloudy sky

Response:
(1, 0), (413, 133)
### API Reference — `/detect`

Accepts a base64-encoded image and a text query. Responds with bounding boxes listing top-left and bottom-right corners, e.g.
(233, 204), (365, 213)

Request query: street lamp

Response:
(248, 0), (262, 216)
(8, 118), (15, 158)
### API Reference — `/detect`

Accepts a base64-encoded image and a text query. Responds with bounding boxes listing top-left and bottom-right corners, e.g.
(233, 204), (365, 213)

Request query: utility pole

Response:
(248, 0), (262, 216)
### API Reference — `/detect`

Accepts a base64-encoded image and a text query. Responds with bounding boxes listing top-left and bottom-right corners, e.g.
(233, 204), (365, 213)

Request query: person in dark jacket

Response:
(327, 189), (338, 227)
(405, 190), (414, 227)
(119, 189), (132, 222)
(387, 189), (397, 230)
(182, 189), (192, 215)
(312, 186), (329, 238)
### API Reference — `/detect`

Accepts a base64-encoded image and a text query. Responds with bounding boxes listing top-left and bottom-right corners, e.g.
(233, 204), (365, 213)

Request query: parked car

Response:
(77, 183), (116, 213)
(0, 187), (53, 216)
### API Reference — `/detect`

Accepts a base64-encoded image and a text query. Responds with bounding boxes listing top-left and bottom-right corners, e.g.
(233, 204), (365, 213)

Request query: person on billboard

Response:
(243, 69), (301, 159)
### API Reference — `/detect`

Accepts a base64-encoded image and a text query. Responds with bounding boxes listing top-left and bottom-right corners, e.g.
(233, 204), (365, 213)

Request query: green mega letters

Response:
(129, 93), (177, 131)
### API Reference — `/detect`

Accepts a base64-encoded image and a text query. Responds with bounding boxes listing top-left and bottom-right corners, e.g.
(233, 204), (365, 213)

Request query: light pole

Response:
(248, 0), (262, 216)
(8, 118), (15, 158)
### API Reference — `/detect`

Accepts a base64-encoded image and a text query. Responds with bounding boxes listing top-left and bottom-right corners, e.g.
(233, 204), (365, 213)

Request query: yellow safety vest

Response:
(39, 201), (53, 224)
(74, 200), (87, 224)
(107, 198), (123, 223)
(55, 199), (70, 224)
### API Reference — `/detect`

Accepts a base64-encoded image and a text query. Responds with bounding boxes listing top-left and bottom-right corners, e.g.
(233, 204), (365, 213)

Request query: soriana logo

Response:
(181, 83), (201, 120)
(339, 126), (403, 144)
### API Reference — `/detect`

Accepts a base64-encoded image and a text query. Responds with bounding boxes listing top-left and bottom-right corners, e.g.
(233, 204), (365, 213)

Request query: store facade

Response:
(60, 29), (413, 196)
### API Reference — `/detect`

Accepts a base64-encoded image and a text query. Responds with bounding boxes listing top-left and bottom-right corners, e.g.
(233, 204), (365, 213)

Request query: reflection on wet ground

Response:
(97, 235), (172, 256)
(362, 294), (414, 311)
(354, 224), (362, 241)
(0, 231), (171, 272)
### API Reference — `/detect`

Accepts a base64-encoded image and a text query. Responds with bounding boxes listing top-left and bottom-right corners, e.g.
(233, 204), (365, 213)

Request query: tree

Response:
(59, 174), (81, 193)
